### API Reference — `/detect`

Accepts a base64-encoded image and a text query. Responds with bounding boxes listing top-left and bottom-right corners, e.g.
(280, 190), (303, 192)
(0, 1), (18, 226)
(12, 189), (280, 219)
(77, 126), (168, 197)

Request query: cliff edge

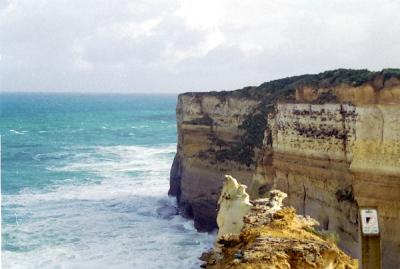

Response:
(169, 69), (400, 268)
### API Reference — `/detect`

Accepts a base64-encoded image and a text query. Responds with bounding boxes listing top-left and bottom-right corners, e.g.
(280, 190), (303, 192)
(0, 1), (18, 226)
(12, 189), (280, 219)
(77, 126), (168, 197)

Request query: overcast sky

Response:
(1, 0), (399, 93)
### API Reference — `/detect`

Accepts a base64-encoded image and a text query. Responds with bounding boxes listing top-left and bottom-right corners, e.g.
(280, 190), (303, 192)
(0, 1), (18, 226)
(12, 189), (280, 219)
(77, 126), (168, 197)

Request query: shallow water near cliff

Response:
(1, 94), (215, 269)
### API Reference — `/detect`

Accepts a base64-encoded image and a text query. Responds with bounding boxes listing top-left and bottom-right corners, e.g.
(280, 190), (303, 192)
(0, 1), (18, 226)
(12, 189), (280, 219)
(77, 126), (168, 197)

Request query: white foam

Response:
(2, 144), (214, 269)
(9, 129), (24, 135)
(130, 125), (150, 129)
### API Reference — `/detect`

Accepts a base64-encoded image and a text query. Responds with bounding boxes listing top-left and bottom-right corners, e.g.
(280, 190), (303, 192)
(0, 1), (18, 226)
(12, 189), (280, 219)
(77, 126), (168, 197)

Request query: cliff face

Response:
(169, 69), (400, 268)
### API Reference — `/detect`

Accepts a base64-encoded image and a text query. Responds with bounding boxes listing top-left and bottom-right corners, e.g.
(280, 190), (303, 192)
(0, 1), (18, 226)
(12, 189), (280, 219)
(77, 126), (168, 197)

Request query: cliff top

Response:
(182, 68), (400, 102)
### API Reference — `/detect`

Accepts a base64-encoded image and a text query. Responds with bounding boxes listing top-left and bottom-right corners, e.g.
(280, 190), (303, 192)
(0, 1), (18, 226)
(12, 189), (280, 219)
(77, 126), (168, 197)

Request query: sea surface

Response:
(1, 93), (214, 269)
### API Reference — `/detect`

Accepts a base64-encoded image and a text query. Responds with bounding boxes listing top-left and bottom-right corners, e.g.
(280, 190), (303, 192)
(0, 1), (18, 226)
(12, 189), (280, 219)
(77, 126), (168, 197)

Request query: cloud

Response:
(1, 0), (399, 92)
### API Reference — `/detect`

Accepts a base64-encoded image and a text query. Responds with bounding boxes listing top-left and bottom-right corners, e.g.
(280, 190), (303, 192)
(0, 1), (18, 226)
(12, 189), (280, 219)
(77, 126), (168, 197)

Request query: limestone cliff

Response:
(169, 69), (400, 268)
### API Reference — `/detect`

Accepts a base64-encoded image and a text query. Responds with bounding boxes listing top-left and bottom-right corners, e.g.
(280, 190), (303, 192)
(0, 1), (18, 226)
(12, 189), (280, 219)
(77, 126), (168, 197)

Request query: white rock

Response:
(216, 175), (252, 239)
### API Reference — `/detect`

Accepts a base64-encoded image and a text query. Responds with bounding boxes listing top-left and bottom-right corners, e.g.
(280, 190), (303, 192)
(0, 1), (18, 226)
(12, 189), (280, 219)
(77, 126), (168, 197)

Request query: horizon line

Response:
(0, 91), (184, 95)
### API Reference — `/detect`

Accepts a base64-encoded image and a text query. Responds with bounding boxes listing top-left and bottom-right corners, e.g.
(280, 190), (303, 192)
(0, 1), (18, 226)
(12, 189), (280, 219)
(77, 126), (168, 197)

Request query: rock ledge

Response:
(201, 175), (358, 269)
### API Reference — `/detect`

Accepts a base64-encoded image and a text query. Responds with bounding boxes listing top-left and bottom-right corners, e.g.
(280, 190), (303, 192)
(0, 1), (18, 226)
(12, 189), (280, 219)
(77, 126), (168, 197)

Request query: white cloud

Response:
(1, 0), (399, 92)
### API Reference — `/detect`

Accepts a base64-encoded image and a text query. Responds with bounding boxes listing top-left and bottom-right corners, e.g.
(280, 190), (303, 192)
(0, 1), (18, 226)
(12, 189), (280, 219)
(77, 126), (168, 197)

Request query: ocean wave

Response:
(32, 152), (75, 161)
(2, 143), (214, 269)
(9, 129), (26, 135)
(46, 144), (175, 173)
(130, 125), (150, 129)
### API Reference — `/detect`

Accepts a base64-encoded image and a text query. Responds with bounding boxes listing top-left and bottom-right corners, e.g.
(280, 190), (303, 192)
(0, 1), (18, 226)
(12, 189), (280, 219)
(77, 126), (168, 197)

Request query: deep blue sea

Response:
(1, 93), (214, 269)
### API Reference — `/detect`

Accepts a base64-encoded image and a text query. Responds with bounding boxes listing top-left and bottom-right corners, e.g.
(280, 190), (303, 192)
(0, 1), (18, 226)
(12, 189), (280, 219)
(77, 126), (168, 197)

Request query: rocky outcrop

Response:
(169, 69), (400, 268)
(216, 175), (252, 238)
(202, 177), (358, 269)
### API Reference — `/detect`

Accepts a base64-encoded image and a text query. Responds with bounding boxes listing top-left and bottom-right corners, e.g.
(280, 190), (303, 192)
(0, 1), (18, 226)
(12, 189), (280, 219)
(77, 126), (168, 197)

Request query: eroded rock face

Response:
(202, 186), (358, 269)
(171, 93), (260, 231)
(170, 69), (400, 268)
(269, 102), (400, 266)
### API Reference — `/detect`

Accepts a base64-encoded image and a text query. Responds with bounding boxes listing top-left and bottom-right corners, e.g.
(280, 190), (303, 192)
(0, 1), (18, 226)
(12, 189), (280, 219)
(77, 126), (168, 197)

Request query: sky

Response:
(1, 0), (399, 93)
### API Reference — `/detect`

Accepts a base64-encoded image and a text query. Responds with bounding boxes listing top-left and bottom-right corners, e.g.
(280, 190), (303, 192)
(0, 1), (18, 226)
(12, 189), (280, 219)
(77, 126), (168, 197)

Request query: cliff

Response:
(169, 69), (400, 268)
(201, 175), (358, 269)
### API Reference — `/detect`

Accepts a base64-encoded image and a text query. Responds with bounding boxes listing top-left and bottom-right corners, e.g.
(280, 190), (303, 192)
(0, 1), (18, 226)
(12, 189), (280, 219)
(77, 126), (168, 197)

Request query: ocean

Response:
(0, 93), (214, 269)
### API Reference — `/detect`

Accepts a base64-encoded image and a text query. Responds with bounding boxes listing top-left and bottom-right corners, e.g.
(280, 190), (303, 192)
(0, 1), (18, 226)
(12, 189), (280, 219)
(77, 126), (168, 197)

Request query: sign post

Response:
(360, 207), (381, 269)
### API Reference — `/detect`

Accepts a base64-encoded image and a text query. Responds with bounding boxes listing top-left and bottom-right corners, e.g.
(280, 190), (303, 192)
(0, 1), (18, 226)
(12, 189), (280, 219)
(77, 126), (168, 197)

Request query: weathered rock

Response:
(170, 69), (400, 268)
(203, 186), (358, 269)
(216, 175), (252, 238)
(168, 154), (182, 199)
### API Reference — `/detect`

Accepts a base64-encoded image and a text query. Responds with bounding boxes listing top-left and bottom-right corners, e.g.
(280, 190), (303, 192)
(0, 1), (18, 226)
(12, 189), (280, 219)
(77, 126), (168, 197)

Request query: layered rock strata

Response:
(169, 69), (400, 268)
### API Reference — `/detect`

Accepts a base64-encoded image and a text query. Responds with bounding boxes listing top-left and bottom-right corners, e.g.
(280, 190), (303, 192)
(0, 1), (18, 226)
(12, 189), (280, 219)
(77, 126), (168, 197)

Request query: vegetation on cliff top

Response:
(184, 68), (400, 101)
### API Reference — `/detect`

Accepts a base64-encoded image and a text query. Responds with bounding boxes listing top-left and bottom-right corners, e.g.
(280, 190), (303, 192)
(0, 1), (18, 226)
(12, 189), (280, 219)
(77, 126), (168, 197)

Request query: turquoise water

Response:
(1, 94), (214, 268)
